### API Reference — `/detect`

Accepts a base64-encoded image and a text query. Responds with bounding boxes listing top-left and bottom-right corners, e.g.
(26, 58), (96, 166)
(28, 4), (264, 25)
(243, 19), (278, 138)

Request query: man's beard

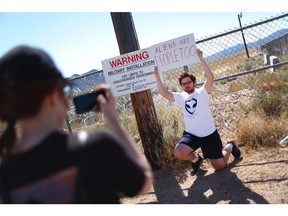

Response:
(184, 87), (195, 94)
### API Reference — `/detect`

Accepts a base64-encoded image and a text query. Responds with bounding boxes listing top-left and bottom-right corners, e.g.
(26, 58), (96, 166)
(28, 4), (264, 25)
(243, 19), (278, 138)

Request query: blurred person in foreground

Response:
(153, 48), (241, 174)
(0, 45), (153, 204)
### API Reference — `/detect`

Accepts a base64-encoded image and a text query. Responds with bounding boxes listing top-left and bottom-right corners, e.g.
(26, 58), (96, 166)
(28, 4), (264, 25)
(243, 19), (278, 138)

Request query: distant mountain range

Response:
(69, 69), (106, 94)
(205, 28), (288, 61)
(68, 28), (288, 94)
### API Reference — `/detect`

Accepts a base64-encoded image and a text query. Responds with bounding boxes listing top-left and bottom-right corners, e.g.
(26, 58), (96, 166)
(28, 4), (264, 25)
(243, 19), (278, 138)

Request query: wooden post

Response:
(110, 12), (163, 170)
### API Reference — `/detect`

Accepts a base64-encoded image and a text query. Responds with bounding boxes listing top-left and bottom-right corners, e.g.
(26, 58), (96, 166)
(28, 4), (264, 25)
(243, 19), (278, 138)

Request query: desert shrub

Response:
(251, 69), (288, 117)
(252, 90), (287, 117)
(236, 113), (287, 149)
(235, 67), (288, 149)
(227, 80), (247, 92)
(157, 112), (191, 181)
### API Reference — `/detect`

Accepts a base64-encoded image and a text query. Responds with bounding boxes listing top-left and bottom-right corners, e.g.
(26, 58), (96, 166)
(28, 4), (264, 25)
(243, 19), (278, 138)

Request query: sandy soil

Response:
(121, 79), (288, 204)
(121, 146), (288, 204)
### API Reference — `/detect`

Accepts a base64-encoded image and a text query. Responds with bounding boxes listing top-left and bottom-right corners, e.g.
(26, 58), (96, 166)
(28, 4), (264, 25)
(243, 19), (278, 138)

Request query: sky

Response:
(0, 1), (286, 79)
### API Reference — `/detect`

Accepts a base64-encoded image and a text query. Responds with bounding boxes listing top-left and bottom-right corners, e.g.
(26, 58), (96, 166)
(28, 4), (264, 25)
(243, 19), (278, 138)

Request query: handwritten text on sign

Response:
(101, 48), (156, 97)
(151, 33), (199, 73)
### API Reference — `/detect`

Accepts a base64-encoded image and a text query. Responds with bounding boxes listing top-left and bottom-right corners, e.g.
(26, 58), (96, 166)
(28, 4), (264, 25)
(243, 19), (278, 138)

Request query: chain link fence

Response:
(2, 13), (287, 148)
(62, 13), (288, 147)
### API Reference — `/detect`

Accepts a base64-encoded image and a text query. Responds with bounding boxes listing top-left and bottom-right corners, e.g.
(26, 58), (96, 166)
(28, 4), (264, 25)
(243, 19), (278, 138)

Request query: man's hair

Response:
(179, 73), (196, 85)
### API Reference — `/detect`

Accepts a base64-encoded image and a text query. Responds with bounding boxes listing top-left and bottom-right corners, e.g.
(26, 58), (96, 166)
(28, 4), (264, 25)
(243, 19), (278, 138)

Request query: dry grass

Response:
(235, 67), (288, 150)
(236, 113), (287, 149)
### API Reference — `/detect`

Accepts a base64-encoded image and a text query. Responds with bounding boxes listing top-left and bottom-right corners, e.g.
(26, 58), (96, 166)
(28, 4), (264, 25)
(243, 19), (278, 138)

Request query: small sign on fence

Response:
(101, 48), (156, 97)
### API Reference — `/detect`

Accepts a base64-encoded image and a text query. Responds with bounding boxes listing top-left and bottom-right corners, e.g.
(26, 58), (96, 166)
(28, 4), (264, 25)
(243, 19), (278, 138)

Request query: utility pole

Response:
(110, 12), (163, 170)
(238, 12), (250, 59)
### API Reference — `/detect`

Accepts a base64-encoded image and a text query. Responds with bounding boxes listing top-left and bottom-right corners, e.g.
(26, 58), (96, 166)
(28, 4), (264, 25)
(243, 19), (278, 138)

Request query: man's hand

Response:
(153, 66), (160, 77)
(153, 66), (174, 102)
(197, 49), (204, 62)
(196, 48), (214, 94)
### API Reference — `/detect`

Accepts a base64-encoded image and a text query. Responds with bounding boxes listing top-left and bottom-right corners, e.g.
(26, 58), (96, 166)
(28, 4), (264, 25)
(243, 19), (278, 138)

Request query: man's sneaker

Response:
(191, 155), (203, 174)
(228, 140), (241, 158)
(279, 135), (288, 147)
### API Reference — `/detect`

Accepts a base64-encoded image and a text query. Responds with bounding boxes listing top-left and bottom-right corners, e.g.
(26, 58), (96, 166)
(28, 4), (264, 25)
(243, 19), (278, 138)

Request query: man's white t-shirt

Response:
(173, 85), (216, 137)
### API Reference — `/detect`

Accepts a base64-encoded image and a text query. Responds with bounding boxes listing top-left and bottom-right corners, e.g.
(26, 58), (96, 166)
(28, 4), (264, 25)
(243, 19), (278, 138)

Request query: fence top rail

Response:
(67, 70), (104, 81)
(67, 13), (288, 82)
(196, 61), (288, 87)
(196, 13), (288, 44)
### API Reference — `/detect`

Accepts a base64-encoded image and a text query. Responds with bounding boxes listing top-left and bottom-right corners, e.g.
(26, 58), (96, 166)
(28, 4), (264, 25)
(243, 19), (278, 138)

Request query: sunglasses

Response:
(181, 80), (193, 87)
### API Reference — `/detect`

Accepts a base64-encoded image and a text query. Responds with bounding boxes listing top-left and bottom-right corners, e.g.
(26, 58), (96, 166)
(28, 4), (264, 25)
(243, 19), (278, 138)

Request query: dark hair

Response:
(179, 73), (196, 86)
(0, 45), (67, 158)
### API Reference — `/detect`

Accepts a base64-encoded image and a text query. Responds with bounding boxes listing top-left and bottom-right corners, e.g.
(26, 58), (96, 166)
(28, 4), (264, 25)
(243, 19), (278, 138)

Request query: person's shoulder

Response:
(197, 85), (208, 94)
(66, 131), (117, 151)
(195, 85), (212, 99)
(174, 91), (187, 97)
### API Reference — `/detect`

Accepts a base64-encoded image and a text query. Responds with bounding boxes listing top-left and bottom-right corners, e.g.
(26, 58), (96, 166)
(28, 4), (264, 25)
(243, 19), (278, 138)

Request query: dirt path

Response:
(121, 146), (288, 204)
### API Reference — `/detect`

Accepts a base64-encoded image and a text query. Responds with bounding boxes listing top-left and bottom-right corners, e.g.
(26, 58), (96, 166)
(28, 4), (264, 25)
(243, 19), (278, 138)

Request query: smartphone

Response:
(73, 89), (105, 114)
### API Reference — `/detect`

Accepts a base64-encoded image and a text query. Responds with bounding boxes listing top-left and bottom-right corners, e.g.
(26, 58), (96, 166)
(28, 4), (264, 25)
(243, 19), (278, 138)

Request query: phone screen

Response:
(72, 89), (105, 114)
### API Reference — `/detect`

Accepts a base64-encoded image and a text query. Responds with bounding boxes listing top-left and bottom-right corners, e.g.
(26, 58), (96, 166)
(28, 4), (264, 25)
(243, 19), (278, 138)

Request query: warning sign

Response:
(101, 48), (156, 96)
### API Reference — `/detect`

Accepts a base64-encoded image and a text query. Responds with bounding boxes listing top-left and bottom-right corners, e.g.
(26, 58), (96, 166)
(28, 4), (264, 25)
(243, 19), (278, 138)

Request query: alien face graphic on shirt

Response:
(185, 98), (197, 115)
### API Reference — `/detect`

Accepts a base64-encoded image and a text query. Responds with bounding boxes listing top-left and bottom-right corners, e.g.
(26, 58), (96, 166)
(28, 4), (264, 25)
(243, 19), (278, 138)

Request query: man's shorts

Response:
(178, 130), (223, 159)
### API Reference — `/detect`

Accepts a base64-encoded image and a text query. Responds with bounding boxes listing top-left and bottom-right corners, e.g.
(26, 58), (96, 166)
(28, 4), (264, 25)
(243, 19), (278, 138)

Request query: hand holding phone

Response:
(73, 89), (105, 114)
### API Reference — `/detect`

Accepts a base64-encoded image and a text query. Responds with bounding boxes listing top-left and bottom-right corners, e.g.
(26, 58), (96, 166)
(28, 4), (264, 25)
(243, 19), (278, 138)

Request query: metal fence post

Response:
(238, 12), (250, 59)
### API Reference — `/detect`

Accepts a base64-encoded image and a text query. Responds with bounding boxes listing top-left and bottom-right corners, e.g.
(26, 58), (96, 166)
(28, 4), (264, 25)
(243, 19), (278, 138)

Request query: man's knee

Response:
(210, 159), (227, 171)
(212, 164), (226, 171)
(174, 144), (187, 160)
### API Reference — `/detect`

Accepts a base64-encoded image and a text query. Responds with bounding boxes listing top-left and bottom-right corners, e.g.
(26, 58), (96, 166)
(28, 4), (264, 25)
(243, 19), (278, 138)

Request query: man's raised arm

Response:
(197, 49), (214, 94)
(153, 66), (175, 102)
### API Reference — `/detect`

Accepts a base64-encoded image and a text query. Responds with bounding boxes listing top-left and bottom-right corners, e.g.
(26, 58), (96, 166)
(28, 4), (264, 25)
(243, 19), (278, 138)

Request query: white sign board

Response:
(151, 33), (199, 73)
(101, 48), (156, 97)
